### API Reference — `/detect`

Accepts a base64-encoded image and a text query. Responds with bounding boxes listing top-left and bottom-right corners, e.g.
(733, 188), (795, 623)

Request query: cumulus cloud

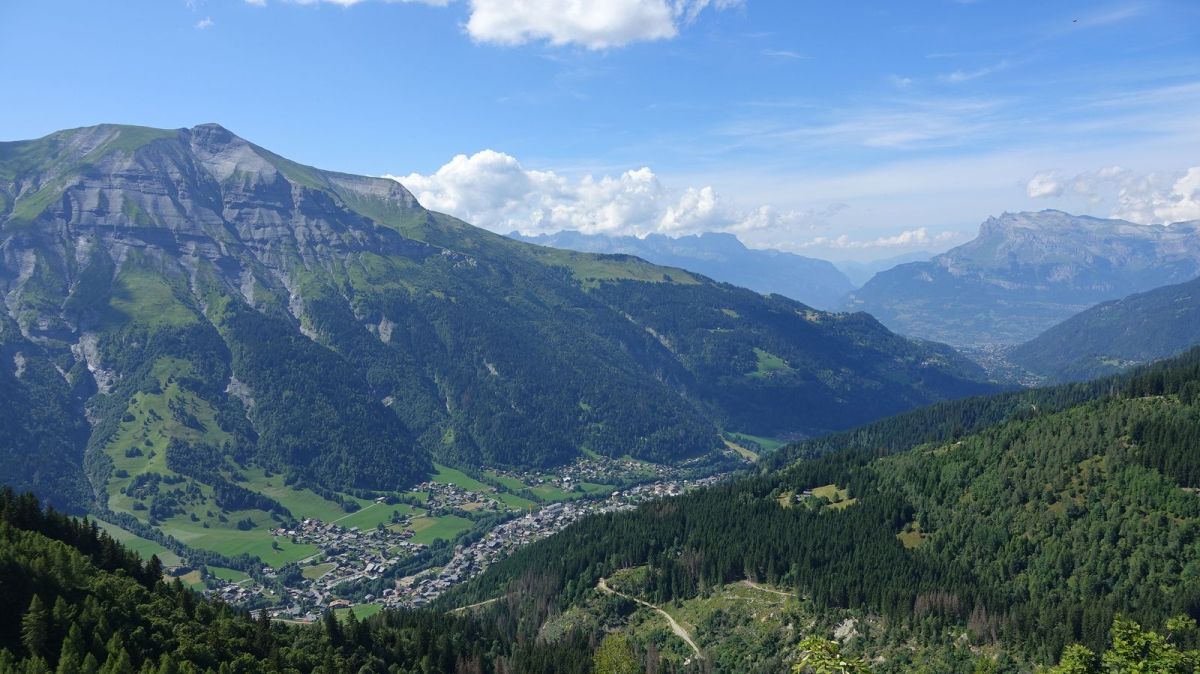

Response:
(195, 16), (214, 28)
(467, 0), (744, 48)
(385, 150), (838, 241)
(251, 0), (738, 48)
(1025, 171), (1063, 198)
(1026, 165), (1200, 224)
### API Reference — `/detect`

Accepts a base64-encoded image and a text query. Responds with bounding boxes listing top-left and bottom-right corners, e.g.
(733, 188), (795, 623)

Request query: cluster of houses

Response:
(199, 462), (730, 619)
(413, 480), (502, 513)
(385, 475), (727, 609)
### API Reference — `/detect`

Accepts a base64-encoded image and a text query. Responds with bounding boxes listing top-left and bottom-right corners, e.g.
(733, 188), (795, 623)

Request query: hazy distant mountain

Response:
(510, 230), (854, 310)
(846, 210), (1200, 346)
(0, 123), (995, 512)
(1009, 274), (1200, 382)
(834, 250), (935, 287)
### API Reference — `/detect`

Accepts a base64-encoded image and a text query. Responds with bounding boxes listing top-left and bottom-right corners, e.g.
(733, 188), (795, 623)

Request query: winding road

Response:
(597, 578), (703, 660)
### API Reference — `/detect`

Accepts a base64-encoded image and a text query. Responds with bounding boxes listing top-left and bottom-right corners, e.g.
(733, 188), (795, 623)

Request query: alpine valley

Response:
(0, 123), (993, 559)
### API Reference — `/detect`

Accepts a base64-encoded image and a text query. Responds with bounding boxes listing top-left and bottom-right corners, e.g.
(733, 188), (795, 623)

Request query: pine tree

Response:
(56, 624), (87, 674)
(21, 596), (51, 660)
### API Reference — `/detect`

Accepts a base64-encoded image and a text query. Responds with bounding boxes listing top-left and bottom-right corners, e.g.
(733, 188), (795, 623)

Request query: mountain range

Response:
(0, 123), (995, 514)
(509, 229), (855, 310)
(847, 210), (1200, 346)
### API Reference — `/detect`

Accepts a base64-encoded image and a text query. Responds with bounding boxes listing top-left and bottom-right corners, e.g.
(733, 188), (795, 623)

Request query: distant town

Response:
(195, 455), (736, 619)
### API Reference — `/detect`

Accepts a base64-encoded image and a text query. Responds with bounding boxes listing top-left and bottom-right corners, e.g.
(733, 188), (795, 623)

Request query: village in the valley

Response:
(197, 455), (735, 620)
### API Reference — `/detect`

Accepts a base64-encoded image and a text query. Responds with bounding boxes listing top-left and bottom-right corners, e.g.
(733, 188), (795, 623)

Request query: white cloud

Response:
(1025, 165), (1200, 224)
(1025, 171), (1063, 198)
(1115, 167), (1200, 223)
(385, 150), (838, 241)
(466, 0), (740, 48)
(1157, 168), (1200, 223)
(195, 16), (214, 28)
(251, 0), (737, 47)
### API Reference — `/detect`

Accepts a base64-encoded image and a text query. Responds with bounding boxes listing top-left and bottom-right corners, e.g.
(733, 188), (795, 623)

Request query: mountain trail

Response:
(598, 577), (703, 660)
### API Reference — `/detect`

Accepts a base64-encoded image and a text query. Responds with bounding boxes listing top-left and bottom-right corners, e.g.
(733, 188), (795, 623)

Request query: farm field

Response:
(726, 432), (785, 453)
(158, 515), (317, 564)
(238, 467), (353, 522)
(431, 464), (491, 492)
(209, 566), (251, 583)
(809, 484), (856, 510)
(484, 471), (526, 492)
(334, 603), (384, 621)
(302, 562), (336, 580)
(95, 520), (182, 567)
(407, 514), (472, 545)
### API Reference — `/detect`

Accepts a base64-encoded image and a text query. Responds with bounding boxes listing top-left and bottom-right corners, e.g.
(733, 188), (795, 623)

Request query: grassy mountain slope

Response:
(0, 123), (996, 520)
(1010, 274), (1200, 382)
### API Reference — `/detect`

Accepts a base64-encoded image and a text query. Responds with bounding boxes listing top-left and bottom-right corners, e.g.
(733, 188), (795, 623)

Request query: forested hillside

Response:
(1010, 274), (1200, 382)
(444, 348), (1200, 671)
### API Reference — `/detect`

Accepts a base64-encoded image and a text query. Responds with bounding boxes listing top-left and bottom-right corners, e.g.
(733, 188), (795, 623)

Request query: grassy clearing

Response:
(897, 522), (930, 549)
(724, 438), (758, 461)
(495, 492), (535, 510)
(334, 502), (419, 530)
(748, 347), (792, 379)
(431, 464), (492, 492)
(209, 566), (250, 583)
(808, 484), (858, 510)
(408, 514), (472, 545)
(175, 570), (205, 589)
(95, 520), (182, 566)
(580, 482), (613, 495)
(484, 471), (526, 492)
(108, 263), (198, 328)
(158, 516), (317, 564)
(334, 603), (384, 621)
(531, 484), (580, 501)
(727, 432), (785, 452)
(238, 466), (351, 522)
(302, 563), (336, 580)
(103, 357), (233, 517)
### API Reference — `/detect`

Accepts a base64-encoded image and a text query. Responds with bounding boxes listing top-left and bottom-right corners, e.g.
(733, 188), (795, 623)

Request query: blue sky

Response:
(2, 0), (1199, 260)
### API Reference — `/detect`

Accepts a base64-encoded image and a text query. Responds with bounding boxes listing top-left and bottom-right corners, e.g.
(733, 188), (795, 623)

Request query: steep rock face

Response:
(0, 124), (996, 515)
(511, 230), (855, 310)
(847, 210), (1200, 346)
